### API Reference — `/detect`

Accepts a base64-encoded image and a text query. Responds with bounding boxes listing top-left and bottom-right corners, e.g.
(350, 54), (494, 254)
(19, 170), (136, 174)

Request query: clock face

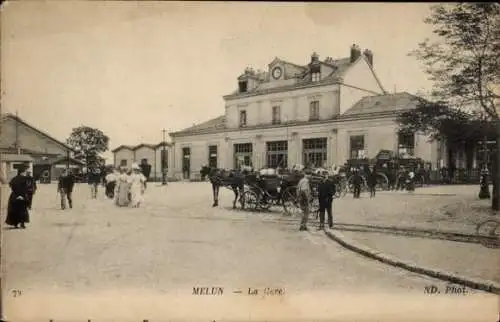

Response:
(272, 67), (282, 80)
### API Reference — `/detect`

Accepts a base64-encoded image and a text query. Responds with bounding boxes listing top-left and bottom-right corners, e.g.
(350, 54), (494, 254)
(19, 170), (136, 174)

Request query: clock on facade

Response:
(272, 67), (282, 80)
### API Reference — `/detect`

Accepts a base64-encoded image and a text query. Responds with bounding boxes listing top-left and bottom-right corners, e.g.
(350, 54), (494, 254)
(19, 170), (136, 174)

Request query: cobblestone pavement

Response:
(2, 183), (496, 321)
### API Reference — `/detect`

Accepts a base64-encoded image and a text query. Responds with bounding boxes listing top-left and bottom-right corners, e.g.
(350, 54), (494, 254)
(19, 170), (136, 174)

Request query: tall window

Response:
(311, 72), (321, 82)
(309, 100), (320, 121)
(350, 135), (365, 159)
(208, 145), (218, 168)
(302, 138), (327, 168)
(398, 131), (415, 156)
(272, 105), (281, 124)
(239, 110), (247, 127)
(234, 143), (253, 168)
(120, 159), (127, 167)
(266, 141), (288, 168)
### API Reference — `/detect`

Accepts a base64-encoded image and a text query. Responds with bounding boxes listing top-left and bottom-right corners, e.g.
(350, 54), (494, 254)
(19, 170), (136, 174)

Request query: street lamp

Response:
(479, 135), (491, 199)
(162, 129), (168, 185)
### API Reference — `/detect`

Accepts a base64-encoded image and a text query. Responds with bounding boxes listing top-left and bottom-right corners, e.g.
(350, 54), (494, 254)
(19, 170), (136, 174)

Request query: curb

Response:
(324, 229), (500, 295)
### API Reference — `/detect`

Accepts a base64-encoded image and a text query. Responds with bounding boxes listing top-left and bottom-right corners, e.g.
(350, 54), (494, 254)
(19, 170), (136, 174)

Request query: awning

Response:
(0, 154), (34, 162)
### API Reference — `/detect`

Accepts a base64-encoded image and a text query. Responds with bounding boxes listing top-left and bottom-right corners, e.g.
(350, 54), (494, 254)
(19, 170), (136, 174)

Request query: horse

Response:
(200, 166), (252, 209)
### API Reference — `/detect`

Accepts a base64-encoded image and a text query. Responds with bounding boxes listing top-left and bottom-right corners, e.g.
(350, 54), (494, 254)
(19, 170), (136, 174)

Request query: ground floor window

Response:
(266, 140), (287, 168)
(397, 131), (415, 156)
(234, 143), (253, 168)
(302, 138), (327, 168)
(208, 145), (218, 168)
(350, 135), (365, 159)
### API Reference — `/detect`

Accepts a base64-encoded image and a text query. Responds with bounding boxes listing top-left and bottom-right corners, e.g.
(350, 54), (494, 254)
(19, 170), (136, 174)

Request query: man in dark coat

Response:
(352, 168), (363, 199)
(25, 170), (37, 210)
(5, 165), (30, 229)
(58, 169), (75, 209)
(367, 166), (378, 198)
(317, 175), (336, 230)
(88, 166), (101, 199)
(139, 160), (152, 189)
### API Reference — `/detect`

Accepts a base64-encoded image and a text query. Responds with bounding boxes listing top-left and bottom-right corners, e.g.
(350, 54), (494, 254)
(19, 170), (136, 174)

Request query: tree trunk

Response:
(492, 119), (500, 211)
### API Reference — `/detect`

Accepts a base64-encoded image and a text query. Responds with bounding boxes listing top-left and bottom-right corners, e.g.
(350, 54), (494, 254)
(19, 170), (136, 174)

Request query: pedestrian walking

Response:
(25, 170), (37, 210)
(317, 174), (335, 230)
(115, 167), (131, 207)
(105, 169), (118, 199)
(297, 170), (312, 231)
(129, 163), (147, 208)
(352, 168), (362, 199)
(58, 169), (75, 209)
(367, 166), (377, 198)
(5, 164), (30, 229)
(88, 166), (101, 199)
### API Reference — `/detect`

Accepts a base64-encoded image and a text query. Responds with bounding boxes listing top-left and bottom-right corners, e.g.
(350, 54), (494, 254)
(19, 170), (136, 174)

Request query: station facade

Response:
(169, 46), (439, 180)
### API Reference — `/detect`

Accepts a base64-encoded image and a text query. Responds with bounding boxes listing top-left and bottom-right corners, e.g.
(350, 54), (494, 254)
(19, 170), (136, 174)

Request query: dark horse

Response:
(200, 166), (252, 209)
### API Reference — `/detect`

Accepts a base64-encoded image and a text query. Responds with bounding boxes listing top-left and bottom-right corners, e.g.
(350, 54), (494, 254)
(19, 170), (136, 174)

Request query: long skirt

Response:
(129, 185), (144, 207)
(115, 182), (130, 207)
(5, 194), (30, 226)
(105, 181), (116, 199)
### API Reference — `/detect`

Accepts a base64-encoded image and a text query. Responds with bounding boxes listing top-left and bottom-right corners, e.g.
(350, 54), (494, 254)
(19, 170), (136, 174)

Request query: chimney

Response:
(350, 44), (361, 63)
(311, 52), (319, 63)
(363, 49), (373, 67)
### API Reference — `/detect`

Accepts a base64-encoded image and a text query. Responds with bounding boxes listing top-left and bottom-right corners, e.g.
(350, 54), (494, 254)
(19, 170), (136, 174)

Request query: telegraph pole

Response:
(162, 129), (167, 185)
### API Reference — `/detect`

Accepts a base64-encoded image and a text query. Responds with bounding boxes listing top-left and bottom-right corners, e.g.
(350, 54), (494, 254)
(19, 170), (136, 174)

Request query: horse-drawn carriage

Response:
(341, 150), (428, 192)
(200, 165), (323, 215)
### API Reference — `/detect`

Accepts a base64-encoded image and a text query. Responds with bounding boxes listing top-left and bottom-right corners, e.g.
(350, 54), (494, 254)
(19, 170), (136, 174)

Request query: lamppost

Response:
(479, 135), (491, 199)
(162, 129), (168, 185)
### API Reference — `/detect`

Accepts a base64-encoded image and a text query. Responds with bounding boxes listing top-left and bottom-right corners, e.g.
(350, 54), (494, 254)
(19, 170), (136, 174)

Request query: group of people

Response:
(297, 169), (337, 231)
(102, 163), (147, 208)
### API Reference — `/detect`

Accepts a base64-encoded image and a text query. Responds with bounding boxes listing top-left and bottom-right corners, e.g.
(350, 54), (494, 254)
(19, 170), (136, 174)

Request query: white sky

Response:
(1, 2), (435, 161)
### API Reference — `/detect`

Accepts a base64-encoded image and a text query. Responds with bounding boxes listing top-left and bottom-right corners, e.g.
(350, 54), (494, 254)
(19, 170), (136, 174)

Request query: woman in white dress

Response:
(129, 163), (146, 208)
(115, 167), (131, 207)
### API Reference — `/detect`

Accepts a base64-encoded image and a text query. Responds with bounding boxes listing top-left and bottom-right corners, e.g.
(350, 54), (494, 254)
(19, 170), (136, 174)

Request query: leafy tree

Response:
(409, 3), (500, 209)
(67, 126), (110, 168)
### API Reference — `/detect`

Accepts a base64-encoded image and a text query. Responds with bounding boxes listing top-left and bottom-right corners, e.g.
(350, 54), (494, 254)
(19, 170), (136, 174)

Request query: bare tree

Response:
(410, 3), (500, 209)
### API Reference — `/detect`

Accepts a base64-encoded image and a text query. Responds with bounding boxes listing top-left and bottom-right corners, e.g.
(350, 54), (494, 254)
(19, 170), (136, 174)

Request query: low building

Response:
(1, 113), (78, 182)
(112, 142), (173, 180)
(169, 46), (443, 180)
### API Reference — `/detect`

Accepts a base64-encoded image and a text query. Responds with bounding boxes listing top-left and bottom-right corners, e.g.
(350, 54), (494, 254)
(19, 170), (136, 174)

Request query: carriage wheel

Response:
(282, 187), (301, 216)
(376, 173), (389, 191)
(243, 191), (259, 211)
(258, 193), (272, 210)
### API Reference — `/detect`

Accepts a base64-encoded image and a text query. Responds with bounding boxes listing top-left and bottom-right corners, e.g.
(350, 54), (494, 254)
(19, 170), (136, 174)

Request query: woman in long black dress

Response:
(5, 165), (30, 229)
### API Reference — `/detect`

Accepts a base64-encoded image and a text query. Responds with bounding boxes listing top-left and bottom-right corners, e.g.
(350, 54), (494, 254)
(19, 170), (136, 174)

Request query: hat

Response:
(131, 163), (140, 170)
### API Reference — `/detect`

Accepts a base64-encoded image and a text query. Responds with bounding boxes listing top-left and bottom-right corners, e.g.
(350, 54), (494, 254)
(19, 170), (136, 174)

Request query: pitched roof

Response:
(111, 142), (173, 153)
(224, 56), (357, 99)
(170, 115), (226, 137)
(133, 143), (157, 150)
(343, 92), (419, 116)
(111, 145), (135, 153)
(1, 113), (75, 152)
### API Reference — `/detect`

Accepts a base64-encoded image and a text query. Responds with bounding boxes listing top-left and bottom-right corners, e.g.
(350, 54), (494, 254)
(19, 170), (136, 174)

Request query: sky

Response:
(1, 1), (436, 161)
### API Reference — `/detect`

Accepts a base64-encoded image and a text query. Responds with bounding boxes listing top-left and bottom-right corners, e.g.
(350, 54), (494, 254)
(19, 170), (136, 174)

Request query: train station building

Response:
(169, 45), (441, 180)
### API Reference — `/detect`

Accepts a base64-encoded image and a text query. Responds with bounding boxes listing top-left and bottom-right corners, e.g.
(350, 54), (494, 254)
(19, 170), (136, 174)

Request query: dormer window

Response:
(312, 72), (321, 82)
(239, 110), (247, 127)
(310, 65), (321, 82)
(238, 81), (248, 93)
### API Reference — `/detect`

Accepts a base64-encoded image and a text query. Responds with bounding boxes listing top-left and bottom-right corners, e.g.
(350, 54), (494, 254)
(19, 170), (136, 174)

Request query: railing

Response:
(429, 167), (484, 185)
